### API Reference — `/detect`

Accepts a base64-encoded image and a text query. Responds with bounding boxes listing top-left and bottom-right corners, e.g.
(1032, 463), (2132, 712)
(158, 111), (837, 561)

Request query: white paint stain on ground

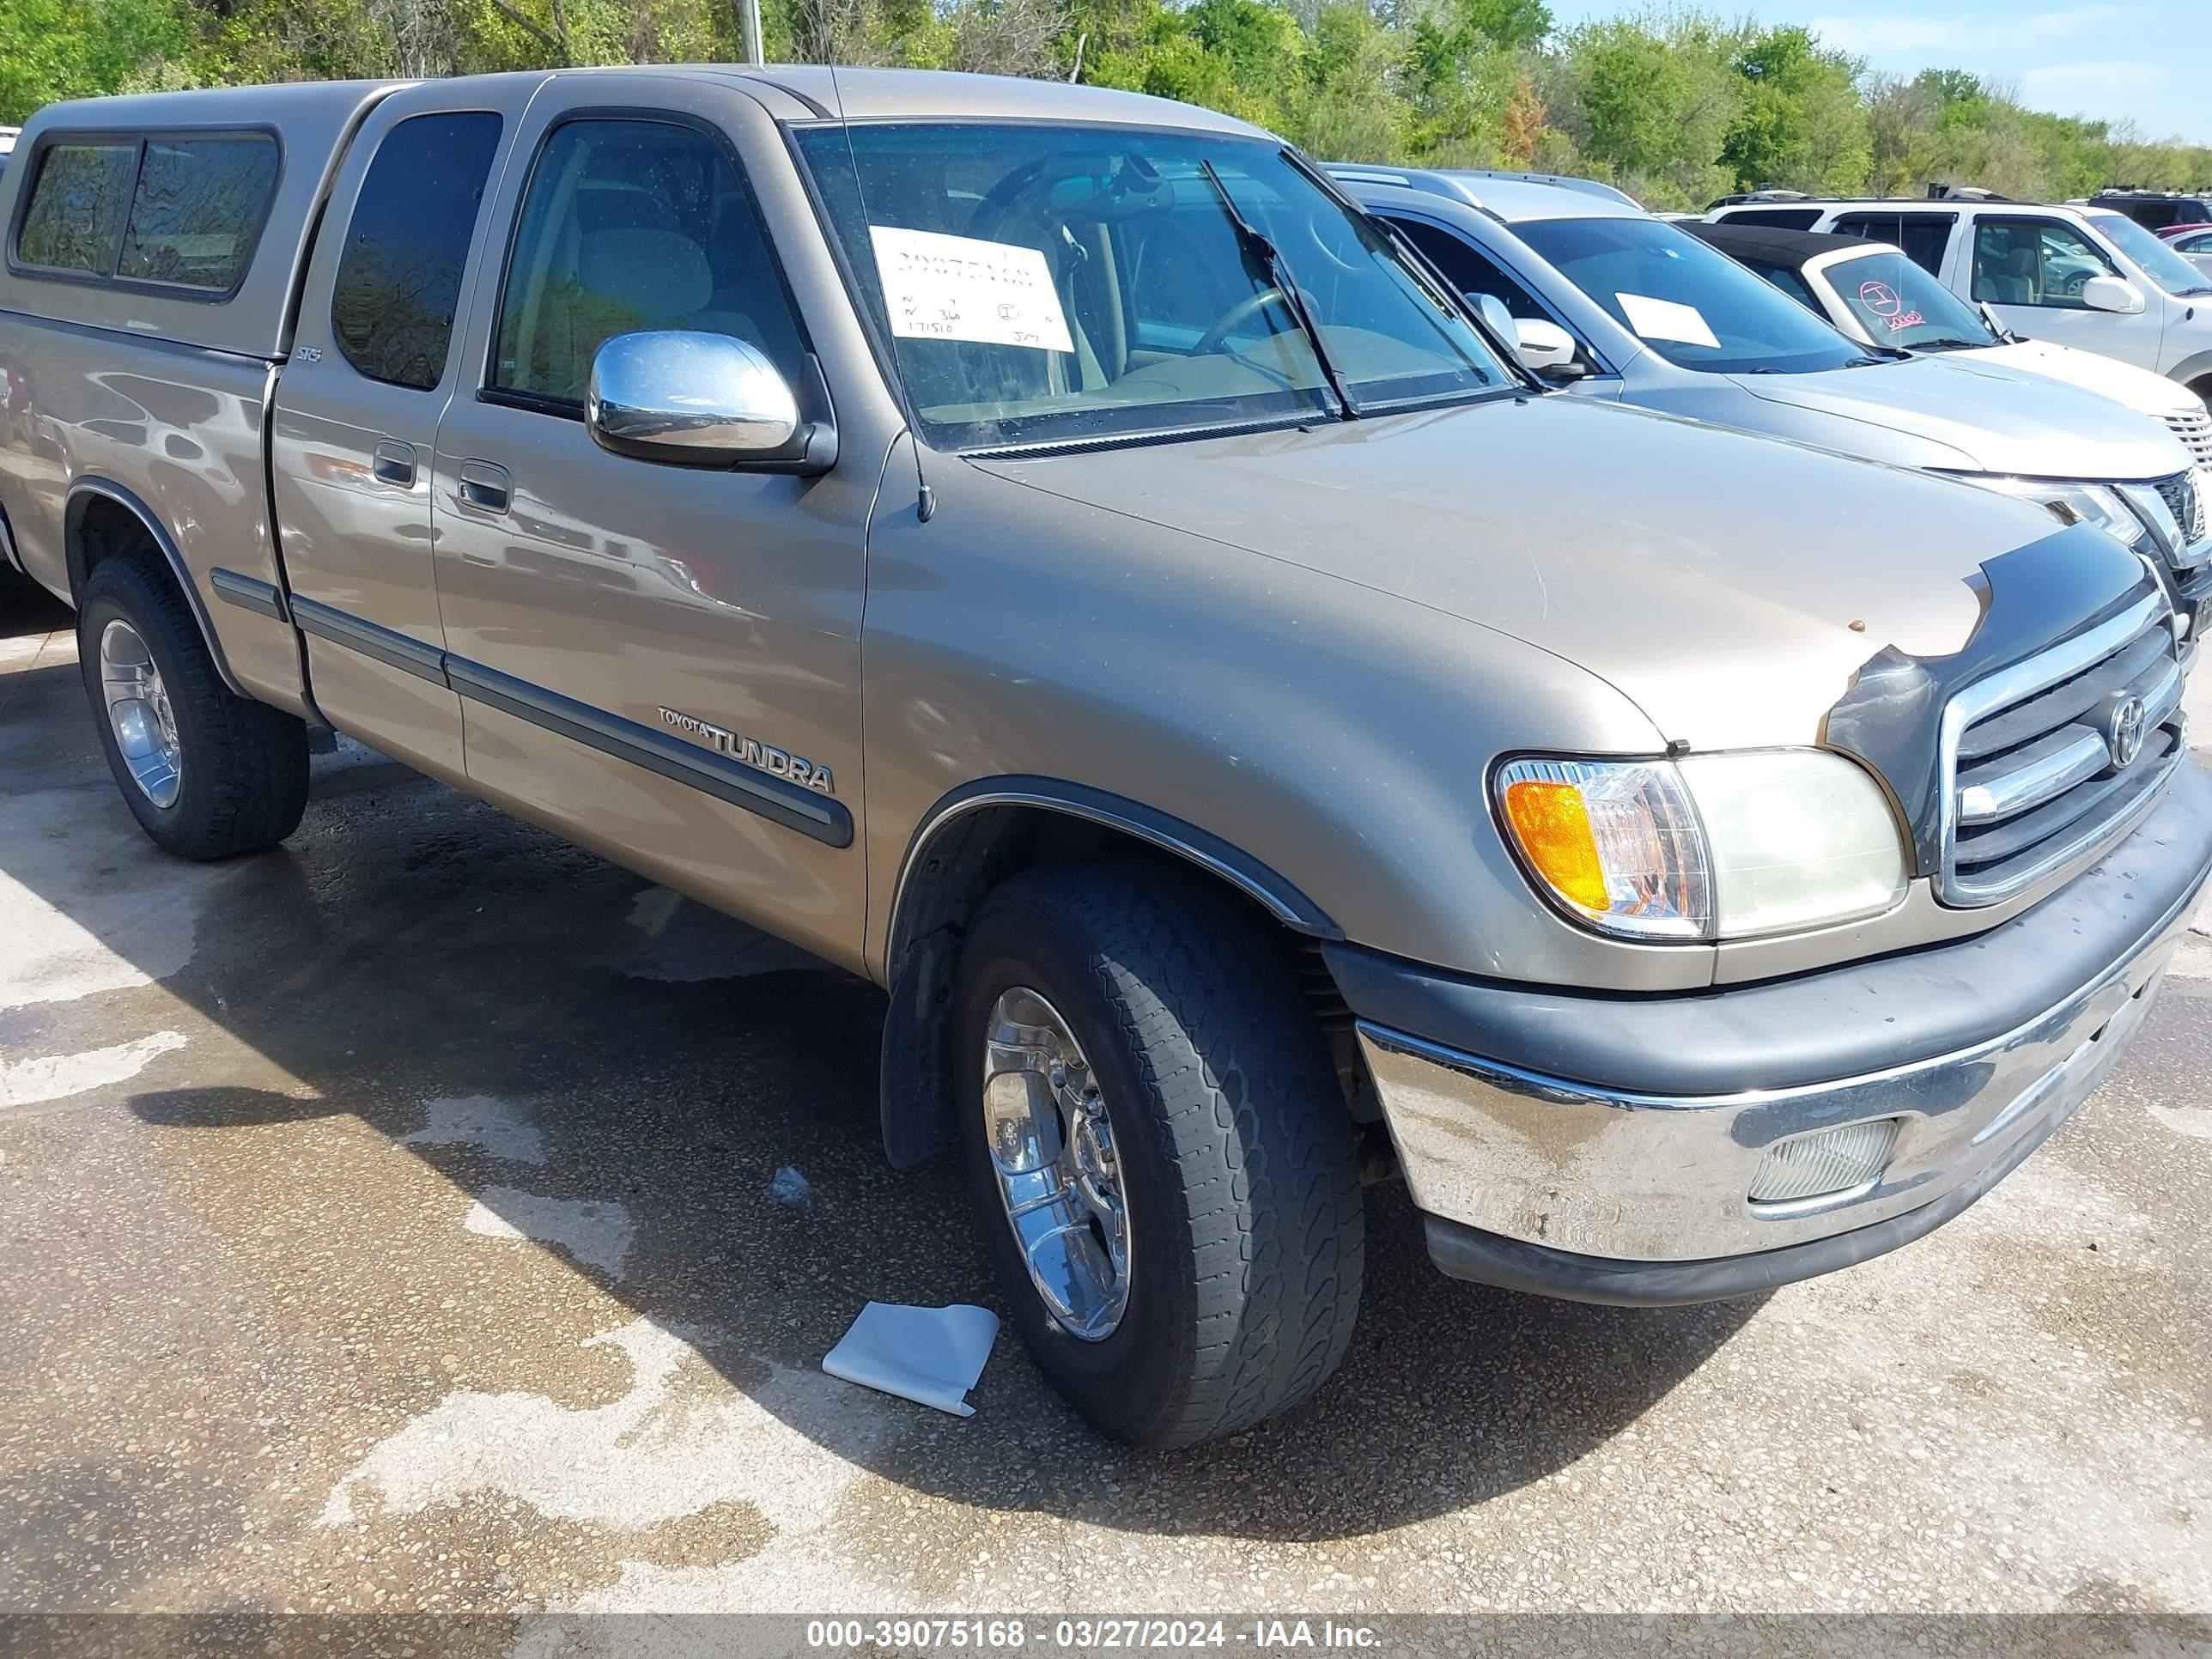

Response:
(463, 1188), (635, 1279)
(0, 787), (231, 1010)
(2147, 1104), (2212, 1139)
(0, 1030), (186, 1109)
(396, 1095), (546, 1165)
(319, 1317), (890, 1539)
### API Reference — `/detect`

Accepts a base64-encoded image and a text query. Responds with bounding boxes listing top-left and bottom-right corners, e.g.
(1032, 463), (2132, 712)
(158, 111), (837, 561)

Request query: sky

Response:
(1547, 0), (2212, 147)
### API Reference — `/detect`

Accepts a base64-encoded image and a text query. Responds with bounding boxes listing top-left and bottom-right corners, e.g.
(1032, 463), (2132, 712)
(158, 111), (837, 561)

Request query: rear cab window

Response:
(12, 130), (280, 297)
(330, 112), (504, 390)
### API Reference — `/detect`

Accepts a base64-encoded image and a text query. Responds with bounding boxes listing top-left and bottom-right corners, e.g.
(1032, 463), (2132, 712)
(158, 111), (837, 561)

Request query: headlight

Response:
(1953, 475), (2162, 557)
(1495, 751), (1908, 942)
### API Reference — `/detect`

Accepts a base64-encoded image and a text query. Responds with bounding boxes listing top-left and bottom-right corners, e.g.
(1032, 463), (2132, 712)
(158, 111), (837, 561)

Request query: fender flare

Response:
(874, 778), (1340, 1170)
(66, 477), (248, 698)
(886, 775), (1341, 963)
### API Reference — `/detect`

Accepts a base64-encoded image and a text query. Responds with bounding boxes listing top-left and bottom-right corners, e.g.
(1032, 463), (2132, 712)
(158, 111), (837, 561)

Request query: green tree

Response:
(1719, 24), (1869, 194)
(1558, 15), (1739, 207)
(0, 0), (188, 121)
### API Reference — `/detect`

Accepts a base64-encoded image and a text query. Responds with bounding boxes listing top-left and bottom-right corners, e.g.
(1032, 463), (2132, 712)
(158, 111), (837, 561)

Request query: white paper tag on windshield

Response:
(1618, 292), (1721, 349)
(869, 226), (1074, 353)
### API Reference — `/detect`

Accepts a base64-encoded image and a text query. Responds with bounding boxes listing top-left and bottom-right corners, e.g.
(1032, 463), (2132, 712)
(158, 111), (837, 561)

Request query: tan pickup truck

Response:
(2, 68), (2207, 1448)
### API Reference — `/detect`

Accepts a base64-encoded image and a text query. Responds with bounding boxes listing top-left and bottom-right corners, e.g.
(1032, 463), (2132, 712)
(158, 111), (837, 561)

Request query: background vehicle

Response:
(1333, 167), (2210, 629)
(2093, 190), (2212, 232)
(3, 73), (2209, 1450)
(2163, 225), (2212, 279)
(1686, 220), (2212, 473)
(1705, 196), (2212, 401)
(0, 126), (16, 182)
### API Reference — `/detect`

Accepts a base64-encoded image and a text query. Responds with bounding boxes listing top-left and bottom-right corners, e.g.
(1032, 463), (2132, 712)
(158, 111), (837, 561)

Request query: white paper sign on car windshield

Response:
(1617, 292), (1722, 350)
(868, 226), (1075, 353)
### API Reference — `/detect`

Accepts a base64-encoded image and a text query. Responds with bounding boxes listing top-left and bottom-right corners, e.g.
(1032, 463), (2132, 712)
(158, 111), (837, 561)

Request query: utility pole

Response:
(742, 0), (764, 65)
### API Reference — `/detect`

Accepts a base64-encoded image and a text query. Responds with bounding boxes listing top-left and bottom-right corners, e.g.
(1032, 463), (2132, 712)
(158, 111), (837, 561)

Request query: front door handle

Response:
(457, 459), (513, 514)
(372, 441), (416, 488)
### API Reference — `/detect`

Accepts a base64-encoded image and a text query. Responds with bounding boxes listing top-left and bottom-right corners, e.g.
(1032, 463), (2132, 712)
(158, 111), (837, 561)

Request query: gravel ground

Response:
(3, 586), (2209, 1639)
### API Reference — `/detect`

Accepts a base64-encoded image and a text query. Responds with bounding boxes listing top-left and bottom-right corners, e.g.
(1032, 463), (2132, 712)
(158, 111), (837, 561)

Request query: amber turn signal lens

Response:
(1501, 778), (1609, 914)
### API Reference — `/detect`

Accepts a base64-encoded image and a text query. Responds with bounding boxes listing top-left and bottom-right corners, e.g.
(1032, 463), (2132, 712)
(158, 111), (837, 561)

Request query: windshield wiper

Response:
(1198, 159), (1358, 421)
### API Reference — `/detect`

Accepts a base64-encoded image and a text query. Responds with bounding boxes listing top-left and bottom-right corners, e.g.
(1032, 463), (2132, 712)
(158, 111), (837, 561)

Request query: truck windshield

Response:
(2084, 209), (2212, 298)
(1821, 249), (1996, 350)
(794, 124), (1511, 451)
(1511, 216), (1869, 374)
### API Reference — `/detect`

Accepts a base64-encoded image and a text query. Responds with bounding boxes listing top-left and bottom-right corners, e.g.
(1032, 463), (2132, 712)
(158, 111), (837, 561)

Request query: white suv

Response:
(1705, 197), (2212, 404)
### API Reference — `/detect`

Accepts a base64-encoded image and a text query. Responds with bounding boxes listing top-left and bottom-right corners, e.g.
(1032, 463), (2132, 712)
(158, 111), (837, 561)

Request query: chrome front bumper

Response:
(1338, 769), (2212, 1299)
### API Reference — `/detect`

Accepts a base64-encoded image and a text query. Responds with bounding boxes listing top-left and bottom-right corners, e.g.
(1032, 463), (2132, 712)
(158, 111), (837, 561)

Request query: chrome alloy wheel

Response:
(99, 619), (182, 808)
(981, 987), (1133, 1341)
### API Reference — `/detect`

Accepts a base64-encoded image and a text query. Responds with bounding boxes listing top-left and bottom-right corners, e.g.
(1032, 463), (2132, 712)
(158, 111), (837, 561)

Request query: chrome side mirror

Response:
(586, 331), (833, 471)
(2079, 275), (2146, 316)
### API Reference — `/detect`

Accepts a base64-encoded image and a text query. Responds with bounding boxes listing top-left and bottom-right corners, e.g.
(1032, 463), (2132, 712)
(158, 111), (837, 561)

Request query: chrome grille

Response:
(1941, 589), (2185, 906)
(2163, 409), (2212, 470)
(2152, 467), (2207, 545)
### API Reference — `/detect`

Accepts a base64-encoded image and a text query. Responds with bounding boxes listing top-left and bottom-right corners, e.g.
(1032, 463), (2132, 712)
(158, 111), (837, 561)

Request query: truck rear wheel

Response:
(955, 860), (1363, 1447)
(76, 556), (308, 860)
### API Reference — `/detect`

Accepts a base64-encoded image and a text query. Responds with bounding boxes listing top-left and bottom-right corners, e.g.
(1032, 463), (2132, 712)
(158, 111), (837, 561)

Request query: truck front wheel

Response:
(955, 860), (1364, 1447)
(76, 556), (308, 860)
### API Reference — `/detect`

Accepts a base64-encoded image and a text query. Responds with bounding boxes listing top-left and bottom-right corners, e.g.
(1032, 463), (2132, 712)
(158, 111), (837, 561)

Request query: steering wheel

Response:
(1194, 287), (1296, 356)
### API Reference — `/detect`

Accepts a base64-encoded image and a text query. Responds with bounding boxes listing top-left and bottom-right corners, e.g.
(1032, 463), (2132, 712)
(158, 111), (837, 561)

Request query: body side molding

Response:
(210, 567), (289, 622)
(443, 654), (854, 848)
(282, 596), (854, 848)
(290, 592), (448, 684)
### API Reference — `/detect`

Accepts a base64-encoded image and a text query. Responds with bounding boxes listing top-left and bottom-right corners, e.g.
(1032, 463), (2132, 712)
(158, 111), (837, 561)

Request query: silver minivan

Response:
(1335, 168), (2211, 623)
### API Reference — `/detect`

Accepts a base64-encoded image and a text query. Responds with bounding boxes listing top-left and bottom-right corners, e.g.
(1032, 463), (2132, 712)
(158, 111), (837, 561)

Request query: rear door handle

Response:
(457, 459), (512, 514)
(372, 441), (416, 488)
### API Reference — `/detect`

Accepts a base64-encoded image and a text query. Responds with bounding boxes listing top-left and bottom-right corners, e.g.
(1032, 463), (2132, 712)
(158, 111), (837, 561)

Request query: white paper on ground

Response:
(867, 226), (1075, 353)
(1618, 291), (1721, 349)
(822, 1301), (1000, 1418)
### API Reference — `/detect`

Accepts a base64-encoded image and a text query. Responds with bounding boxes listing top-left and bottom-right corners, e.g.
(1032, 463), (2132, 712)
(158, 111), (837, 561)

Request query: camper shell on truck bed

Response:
(3, 69), (2209, 1449)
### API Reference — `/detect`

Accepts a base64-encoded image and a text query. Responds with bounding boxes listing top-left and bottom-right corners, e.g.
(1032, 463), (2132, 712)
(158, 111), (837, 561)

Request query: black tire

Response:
(956, 860), (1363, 1448)
(2192, 375), (2212, 414)
(76, 556), (307, 860)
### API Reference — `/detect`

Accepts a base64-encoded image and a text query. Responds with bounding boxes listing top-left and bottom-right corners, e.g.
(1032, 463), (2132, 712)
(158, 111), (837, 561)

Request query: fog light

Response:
(1747, 1118), (1901, 1205)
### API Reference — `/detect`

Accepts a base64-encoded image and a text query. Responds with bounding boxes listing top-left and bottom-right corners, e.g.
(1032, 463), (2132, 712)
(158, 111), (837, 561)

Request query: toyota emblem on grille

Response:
(2106, 696), (2148, 769)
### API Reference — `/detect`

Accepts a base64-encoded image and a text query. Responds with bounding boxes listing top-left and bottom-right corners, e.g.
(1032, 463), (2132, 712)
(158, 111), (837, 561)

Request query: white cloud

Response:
(2018, 58), (2167, 112)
